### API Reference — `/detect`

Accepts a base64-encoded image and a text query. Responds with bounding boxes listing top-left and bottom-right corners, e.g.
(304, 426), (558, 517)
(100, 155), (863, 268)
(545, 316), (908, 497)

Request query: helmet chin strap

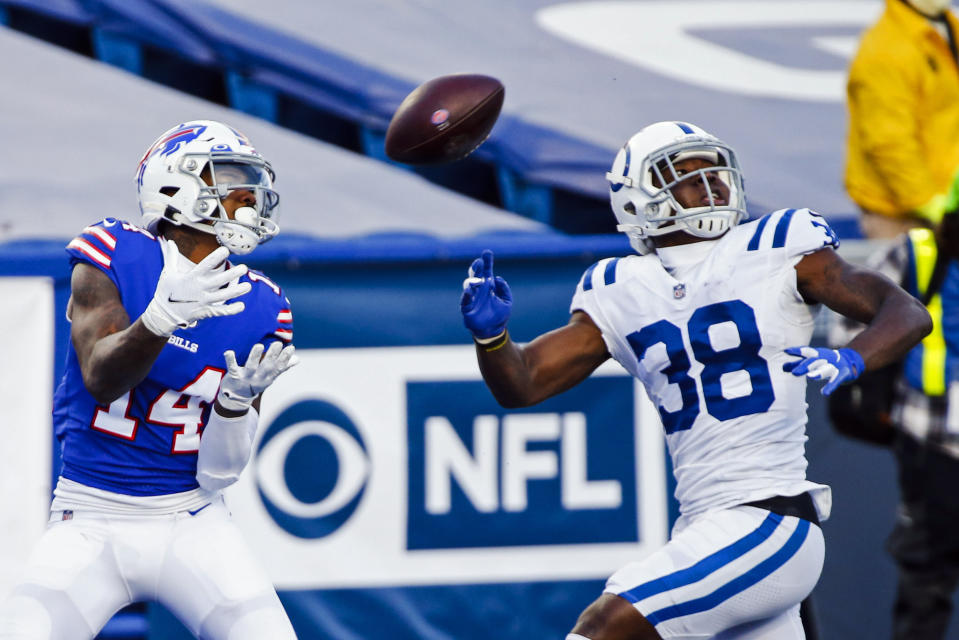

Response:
(214, 206), (260, 255)
(615, 223), (656, 255)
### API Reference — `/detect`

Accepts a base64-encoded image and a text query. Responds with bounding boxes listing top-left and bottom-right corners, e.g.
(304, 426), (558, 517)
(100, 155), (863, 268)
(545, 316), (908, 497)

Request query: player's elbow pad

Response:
(196, 407), (258, 491)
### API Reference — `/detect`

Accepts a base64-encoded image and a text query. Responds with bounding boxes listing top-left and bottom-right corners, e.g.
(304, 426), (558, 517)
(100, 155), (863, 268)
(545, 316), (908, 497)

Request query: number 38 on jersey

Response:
(628, 299), (773, 434)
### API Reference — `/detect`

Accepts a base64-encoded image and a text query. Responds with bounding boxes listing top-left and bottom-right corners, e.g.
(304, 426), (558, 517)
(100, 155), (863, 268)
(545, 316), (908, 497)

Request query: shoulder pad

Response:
(244, 270), (293, 343)
(66, 218), (156, 269)
(577, 257), (625, 293)
(246, 269), (284, 297)
(273, 304), (293, 344)
(742, 208), (839, 256)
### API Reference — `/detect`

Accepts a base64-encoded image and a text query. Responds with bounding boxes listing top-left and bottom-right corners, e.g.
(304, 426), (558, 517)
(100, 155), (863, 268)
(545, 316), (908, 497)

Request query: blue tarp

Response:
(1, 0), (874, 238)
(0, 25), (549, 247)
(2, 0), (89, 24)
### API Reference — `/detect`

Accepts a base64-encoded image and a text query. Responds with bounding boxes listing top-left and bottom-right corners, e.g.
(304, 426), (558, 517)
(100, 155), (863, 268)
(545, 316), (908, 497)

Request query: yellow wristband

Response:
(475, 330), (509, 352)
(473, 329), (506, 345)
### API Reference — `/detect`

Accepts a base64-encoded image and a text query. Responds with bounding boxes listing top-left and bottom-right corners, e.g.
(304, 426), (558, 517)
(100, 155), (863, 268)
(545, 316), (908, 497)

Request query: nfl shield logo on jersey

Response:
(673, 284), (686, 299)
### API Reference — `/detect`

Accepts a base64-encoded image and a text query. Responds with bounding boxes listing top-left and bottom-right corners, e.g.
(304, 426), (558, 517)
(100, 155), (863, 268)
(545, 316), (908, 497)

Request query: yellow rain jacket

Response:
(845, 0), (959, 218)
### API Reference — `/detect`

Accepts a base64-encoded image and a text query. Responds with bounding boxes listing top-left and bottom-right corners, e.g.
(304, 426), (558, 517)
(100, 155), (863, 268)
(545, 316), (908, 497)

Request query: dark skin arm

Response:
(69, 261), (259, 415)
(476, 311), (610, 409)
(69, 263), (169, 404)
(795, 247), (932, 370)
(477, 246), (932, 410)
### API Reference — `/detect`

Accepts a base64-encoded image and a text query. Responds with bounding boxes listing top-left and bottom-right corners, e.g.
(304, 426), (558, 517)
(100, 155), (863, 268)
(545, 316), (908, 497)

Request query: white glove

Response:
(217, 342), (298, 412)
(141, 240), (251, 337)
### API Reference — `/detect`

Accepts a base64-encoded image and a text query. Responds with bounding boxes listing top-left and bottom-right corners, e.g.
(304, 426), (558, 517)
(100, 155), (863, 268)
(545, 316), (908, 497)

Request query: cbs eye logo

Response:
(254, 399), (369, 539)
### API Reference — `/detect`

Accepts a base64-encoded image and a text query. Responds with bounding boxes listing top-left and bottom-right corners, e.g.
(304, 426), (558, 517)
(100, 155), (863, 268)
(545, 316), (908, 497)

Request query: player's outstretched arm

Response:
(215, 342), (298, 415)
(786, 247), (932, 393)
(197, 342), (298, 491)
(475, 312), (611, 408)
(460, 251), (610, 408)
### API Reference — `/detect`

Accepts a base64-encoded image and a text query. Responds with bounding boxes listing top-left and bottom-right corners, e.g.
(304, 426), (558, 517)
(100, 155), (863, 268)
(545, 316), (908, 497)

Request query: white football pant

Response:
(0, 499), (296, 640)
(605, 505), (823, 640)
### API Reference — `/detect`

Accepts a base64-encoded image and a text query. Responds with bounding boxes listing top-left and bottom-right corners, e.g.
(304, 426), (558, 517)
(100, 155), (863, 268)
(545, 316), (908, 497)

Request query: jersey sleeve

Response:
(569, 257), (625, 363)
(570, 257), (622, 316)
(783, 208), (840, 258)
(742, 208), (839, 259)
(274, 297), (294, 344)
(245, 269), (294, 345)
(65, 218), (157, 291)
(66, 219), (123, 288)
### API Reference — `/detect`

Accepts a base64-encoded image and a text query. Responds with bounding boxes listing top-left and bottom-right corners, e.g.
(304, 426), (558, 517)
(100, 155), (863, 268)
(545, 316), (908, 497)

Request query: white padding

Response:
(196, 407), (258, 491)
(0, 278), (53, 601)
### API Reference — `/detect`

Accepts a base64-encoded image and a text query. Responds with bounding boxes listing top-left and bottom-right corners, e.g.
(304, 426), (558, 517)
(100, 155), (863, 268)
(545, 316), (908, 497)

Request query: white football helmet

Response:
(607, 121), (746, 254)
(136, 120), (280, 255)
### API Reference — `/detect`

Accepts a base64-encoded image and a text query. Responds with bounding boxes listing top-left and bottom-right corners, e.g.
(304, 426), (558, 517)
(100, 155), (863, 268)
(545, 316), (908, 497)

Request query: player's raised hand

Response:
(783, 346), (865, 396)
(460, 249), (512, 341)
(217, 342), (299, 412)
(141, 240), (252, 336)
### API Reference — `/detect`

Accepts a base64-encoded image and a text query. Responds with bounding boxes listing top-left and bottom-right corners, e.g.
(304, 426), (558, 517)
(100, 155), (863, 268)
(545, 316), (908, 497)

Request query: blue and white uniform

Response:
(571, 208), (836, 639)
(54, 218), (292, 501)
(0, 218), (297, 640)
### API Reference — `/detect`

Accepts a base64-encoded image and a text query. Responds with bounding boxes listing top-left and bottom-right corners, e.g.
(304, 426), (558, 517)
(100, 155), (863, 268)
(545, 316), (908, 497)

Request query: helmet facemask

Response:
(191, 157), (280, 255)
(641, 141), (745, 239)
(608, 122), (747, 254)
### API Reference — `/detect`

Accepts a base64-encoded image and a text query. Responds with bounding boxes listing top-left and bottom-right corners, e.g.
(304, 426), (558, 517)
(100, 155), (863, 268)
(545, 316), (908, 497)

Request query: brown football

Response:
(384, 73), (505, 165)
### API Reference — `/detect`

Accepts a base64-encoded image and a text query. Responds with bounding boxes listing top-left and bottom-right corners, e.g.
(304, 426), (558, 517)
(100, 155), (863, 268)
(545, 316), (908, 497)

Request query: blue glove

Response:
(460, 249), (512, 340)
(782, 346), (865, 396)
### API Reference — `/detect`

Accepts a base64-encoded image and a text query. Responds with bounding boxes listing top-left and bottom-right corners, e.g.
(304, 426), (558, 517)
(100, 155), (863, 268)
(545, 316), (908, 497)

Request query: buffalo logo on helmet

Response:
(135, 124), (208, 185)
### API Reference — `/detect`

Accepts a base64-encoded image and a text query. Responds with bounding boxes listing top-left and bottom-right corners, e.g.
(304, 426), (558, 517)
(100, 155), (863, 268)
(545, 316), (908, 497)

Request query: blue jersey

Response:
(52, 218), (293, 496)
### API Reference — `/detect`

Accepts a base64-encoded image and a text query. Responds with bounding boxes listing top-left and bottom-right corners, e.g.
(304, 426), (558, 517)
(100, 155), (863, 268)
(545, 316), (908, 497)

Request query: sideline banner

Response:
(224, 346), (669, 637)
(0, 278), (54, 600)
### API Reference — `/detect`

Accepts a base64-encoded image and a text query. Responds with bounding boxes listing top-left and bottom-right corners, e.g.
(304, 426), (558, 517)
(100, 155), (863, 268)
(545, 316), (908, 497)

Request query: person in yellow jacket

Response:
(845, 0), (959, 238)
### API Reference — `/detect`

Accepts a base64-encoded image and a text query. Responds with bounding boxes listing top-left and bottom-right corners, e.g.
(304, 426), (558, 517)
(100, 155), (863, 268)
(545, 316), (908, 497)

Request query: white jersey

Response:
(571, 208), (837, 520)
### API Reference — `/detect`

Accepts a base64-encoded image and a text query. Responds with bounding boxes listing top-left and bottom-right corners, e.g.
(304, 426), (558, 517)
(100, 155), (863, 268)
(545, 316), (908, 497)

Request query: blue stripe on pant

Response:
(617, 512), (811, 625)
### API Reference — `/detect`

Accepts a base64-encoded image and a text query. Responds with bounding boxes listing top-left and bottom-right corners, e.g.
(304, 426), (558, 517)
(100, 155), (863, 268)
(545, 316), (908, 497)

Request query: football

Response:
(384, 73), (505, 165)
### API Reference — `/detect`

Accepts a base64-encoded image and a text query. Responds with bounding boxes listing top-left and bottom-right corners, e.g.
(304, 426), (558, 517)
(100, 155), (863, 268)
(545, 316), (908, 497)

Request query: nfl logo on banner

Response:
(673, 283), (686, 299)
